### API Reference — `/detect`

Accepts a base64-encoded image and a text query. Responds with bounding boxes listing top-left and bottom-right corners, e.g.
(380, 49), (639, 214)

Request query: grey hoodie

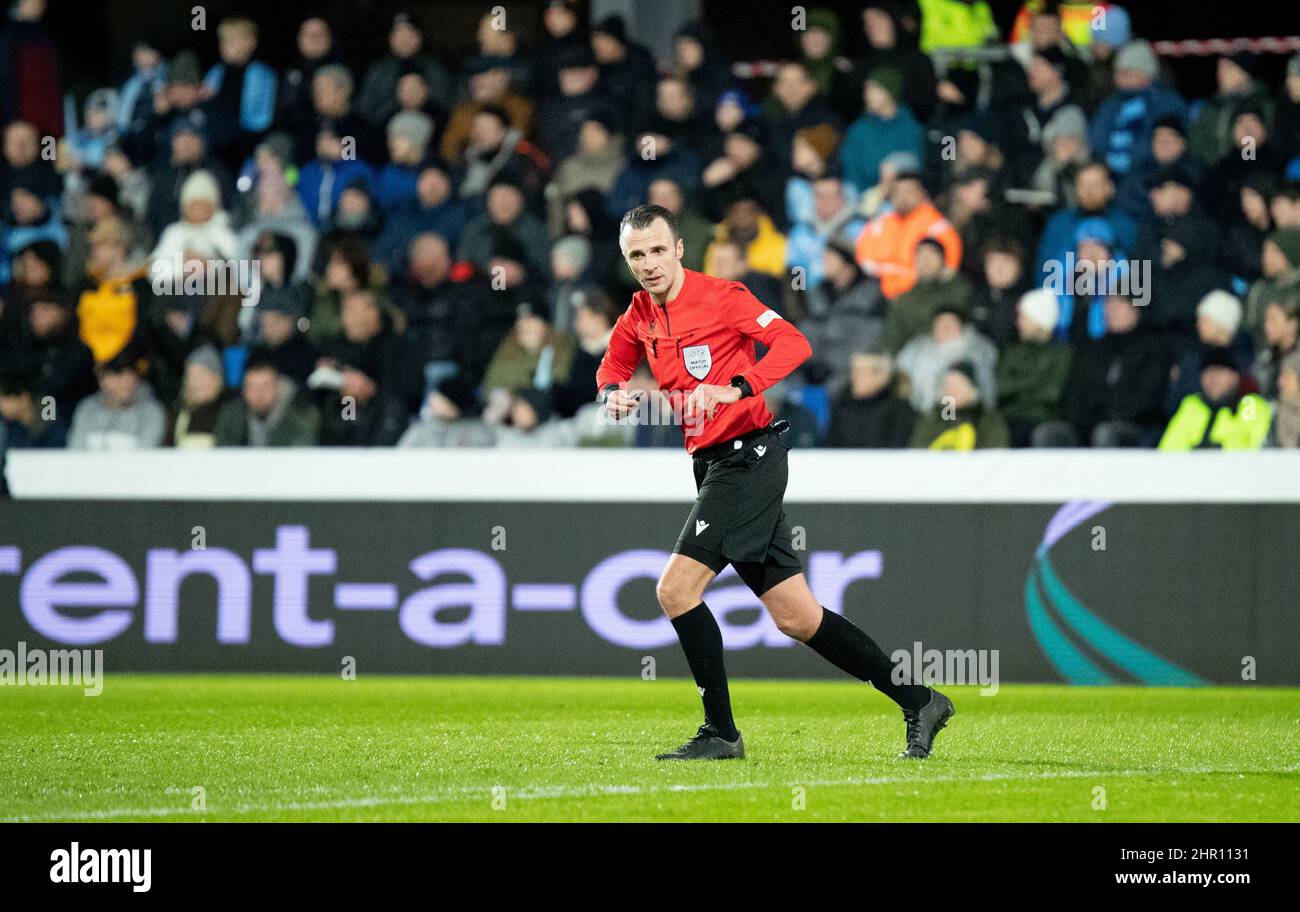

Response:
(69, 386), (166, 451)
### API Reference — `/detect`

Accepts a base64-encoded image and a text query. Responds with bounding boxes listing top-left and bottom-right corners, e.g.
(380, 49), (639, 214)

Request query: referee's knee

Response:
(655, 577), (700, 618)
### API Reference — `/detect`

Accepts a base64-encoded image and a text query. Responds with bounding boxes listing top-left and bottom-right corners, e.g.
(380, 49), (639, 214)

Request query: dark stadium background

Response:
(49, 1), (1300, 105)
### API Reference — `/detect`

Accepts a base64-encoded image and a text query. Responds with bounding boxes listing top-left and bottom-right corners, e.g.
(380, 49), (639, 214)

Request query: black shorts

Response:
(672, 423), (804, 597)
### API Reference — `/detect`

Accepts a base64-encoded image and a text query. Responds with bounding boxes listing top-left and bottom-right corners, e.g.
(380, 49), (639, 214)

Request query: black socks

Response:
(670, 603), (739, 741)
(805, 606), (930, 711)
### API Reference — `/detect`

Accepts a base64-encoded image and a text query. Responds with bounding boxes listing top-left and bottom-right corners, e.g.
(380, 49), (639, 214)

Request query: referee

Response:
(597, 204), (954, 760)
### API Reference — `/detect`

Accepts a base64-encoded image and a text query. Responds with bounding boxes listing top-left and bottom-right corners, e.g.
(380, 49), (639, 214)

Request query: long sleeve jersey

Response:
(596, 268), (812, 453)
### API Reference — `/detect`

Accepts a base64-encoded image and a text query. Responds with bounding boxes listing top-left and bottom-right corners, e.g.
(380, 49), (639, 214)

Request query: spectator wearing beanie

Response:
(910, 360), (1009, 450)
(839, 65), (923, 195)
(165, 344), (232, 448)
(1142, 167), (1230, 342)
(591, 15), (657, 130)
(835, 3), (937, 124)
(1245, 229), (1300, 349)
(375, 110), (436, 215)
(1089, 40), (1186, 179)
(1187, 53), (1276, 168)
(150, 169), (239, 274)
(996, 289), (1074, 447)
(1200, 107), (1291, 225)
(358, 12), (452, 130)
(1166, 290), (1256, 413)
(798, 8), (842, 98)
(4, 288), (96, 420)
(538, 45), (615, 163)
(1031, 104), (1090, 210)
(826, 352), (915, 449)
(1160, 346), (1272, 450)
(1083, 2), (1131, 109)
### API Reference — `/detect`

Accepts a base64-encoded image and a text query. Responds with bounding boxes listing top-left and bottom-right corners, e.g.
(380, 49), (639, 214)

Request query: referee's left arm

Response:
(723, 283), (812, 398)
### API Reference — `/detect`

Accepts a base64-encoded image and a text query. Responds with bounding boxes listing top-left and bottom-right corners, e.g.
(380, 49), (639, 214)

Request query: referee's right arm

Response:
(596, 306), (644, 416)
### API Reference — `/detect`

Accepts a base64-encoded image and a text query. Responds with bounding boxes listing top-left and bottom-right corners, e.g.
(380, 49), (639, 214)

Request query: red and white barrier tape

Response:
(732, 36), (1300, 78)
(1151, 36), (1300, 56)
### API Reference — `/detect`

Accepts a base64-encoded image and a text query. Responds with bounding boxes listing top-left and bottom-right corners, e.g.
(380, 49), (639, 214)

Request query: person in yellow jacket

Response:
(703, 199), (787, 280)
(1159, 348), (1273, 450)
(76, 217), (150, 365)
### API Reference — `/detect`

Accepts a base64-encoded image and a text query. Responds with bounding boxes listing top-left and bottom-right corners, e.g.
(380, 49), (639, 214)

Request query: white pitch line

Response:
(4, 766), (1295, 823)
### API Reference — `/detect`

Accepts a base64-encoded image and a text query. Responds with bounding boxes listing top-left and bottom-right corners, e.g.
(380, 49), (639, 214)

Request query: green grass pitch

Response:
(3, 675), (1297, 822)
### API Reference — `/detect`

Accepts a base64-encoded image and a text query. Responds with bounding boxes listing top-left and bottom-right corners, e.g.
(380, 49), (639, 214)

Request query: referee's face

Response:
(620, 218), (684, 298)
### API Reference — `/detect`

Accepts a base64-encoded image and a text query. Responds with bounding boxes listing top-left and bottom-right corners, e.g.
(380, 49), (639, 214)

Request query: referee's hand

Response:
(686, 383), (741, 419)
(603, 389), (643, 418)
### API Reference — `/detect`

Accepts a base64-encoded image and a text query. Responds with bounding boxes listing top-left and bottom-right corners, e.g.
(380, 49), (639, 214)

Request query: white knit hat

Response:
(179, 169), (221, 209)
(1196, 290), (1243, 335)
(1018, 289), (1060, 333)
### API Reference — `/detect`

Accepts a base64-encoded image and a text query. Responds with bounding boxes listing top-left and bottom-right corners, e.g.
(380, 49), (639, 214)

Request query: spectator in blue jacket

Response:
(297, 127), (376, 229)
(1089, 40), (1187, 179)
(1035, 161), (1137, 282)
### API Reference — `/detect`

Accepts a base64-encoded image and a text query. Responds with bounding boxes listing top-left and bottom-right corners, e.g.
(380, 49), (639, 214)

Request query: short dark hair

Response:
(243, 349), (280, 377)
(619, 203), (678, 241)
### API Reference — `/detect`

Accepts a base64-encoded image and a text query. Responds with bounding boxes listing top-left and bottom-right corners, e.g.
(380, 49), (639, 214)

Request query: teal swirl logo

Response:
(1025, 501), (1204, 685)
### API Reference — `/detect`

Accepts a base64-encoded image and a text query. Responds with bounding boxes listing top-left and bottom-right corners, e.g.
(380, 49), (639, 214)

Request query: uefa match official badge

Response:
(683, 344), (712, 380)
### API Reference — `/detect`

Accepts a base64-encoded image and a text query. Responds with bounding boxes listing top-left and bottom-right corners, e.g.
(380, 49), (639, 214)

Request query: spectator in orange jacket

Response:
(854, 171), (962, 299)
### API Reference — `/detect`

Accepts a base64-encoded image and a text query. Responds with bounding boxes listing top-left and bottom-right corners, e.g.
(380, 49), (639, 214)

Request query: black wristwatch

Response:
(599, 383), (621, 404)
(729, 376), (754, 399)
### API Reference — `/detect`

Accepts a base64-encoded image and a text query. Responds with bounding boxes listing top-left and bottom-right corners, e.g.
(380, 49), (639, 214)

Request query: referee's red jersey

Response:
(596, 269), (812, 454)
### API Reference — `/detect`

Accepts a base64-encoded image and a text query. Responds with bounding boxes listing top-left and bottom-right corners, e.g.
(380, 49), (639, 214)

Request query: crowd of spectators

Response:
(1, 0), (1299, 479)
